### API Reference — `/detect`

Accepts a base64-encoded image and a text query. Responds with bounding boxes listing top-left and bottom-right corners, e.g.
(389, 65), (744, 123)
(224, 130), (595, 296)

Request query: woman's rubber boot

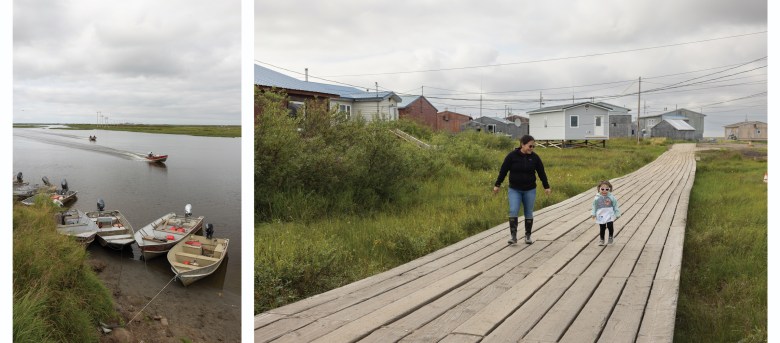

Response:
(524, 219), (535, 244)
(507, 217), (518, 244)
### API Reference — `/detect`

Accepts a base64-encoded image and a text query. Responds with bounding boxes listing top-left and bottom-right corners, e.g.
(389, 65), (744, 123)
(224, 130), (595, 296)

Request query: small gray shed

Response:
(651, 119), (696, 140)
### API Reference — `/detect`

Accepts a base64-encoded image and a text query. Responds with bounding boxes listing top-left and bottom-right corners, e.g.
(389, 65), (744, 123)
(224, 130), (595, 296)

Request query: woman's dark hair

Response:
(520, 135), (535, 145)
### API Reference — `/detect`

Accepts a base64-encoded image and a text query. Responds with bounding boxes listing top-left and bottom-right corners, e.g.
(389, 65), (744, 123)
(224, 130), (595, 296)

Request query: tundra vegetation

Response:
(255, 89), (766, 341)
(57, 124), (241, 137)
(13, 200), (118, 342)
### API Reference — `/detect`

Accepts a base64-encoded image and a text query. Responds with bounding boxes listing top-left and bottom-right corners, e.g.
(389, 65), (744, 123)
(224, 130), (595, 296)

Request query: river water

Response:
(13, 127), (241, 340)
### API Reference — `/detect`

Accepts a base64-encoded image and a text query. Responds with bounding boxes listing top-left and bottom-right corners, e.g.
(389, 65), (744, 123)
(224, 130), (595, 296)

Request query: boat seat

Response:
(105, 234), (134, 240)
(98, 227), (127, 233)
(170, 262), (196, 270)
(176, 252), (220, 262)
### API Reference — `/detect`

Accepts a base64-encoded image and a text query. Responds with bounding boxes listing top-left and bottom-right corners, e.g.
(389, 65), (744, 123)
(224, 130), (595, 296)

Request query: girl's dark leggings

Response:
(599, 222), (614, 240)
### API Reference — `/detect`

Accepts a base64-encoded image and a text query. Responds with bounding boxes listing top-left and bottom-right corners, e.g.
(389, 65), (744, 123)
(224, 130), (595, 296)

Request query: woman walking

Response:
(493, 135), (551, 244)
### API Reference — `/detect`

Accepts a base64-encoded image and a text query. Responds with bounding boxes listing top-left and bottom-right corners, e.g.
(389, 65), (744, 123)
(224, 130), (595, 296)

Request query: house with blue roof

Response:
(255, 64), (402, 121)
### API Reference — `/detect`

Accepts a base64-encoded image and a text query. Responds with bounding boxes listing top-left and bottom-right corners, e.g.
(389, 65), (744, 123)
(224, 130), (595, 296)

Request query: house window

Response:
(595, 117), (602, 126)
(338, 104), (351, 115)
(288, 101), (305, 118)
(648, 119), (656, 127)
(487, 124), (495, 133)
(570, 115), (579, 128)
(756, 129), (761, 134)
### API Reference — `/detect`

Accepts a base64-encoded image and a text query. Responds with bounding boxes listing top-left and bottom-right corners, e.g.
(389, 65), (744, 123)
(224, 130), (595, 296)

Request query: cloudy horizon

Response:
(256, 0), (767, 137)
(14, 0), (241, 125)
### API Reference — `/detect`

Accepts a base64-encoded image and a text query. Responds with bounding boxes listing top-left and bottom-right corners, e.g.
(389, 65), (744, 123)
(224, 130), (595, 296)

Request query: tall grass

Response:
(13, 203), (118, 342)
(675, 149), (767, 342)
(254, 90), (669, 313)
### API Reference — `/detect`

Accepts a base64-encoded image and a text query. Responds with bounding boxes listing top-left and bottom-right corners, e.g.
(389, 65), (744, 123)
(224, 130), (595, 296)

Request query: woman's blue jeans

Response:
(508, 187), (536, 219)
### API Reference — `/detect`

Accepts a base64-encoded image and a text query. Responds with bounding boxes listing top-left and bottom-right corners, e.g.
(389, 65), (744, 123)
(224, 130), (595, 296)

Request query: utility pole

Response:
(375, 82), (379, 117)
(636, 77), (641, 144)
(539, 92), (543, 108)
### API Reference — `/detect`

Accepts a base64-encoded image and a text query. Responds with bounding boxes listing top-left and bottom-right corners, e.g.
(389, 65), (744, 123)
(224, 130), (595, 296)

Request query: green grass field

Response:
(254, 138), (667, 313)
(675, 147), (767, 342)
(13, 201), (118, 342)
(54, 123), (241, 137)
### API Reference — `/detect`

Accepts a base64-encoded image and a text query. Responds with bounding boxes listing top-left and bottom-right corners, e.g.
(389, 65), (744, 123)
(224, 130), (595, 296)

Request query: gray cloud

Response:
(14, 0), (241, 125)
(256, 0), (767, 136)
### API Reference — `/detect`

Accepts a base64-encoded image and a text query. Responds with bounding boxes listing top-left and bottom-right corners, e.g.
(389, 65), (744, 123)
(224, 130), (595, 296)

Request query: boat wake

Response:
(14, 129), (145, 161)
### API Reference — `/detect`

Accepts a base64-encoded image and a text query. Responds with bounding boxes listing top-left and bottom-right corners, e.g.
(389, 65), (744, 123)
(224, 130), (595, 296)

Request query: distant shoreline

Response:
(13, 123), (241, 138)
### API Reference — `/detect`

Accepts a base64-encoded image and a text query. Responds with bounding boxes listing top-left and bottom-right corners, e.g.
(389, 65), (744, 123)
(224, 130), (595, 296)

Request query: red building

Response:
(398, 96), (472, 133)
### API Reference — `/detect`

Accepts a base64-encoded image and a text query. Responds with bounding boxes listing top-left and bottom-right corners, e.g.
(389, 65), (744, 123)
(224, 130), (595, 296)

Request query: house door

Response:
(594, 115), (604, 136)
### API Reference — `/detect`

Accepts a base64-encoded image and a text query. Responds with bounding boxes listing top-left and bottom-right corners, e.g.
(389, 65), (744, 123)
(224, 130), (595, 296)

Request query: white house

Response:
(526, 102), (612, 144)
(255, 64), (401, 121)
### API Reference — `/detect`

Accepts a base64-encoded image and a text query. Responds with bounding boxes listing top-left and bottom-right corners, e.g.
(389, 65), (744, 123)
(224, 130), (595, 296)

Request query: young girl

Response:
(591, 180), (620, 246)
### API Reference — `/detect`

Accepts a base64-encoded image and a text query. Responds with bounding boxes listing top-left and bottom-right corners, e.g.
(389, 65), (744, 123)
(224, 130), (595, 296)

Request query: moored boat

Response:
(13, 176), (55, 199)
(85, 199), (135, 249)
(21, 190), (78, 207)
(134, 204), (204, 260)
(167, 224), (229, 286)
(22, 179), (77, 207)
(54, 209), (98, 246)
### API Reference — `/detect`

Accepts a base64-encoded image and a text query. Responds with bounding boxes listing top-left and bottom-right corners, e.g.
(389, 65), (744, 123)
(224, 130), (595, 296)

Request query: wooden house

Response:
(597, 102), (633, 138)
(724, 121), (767, 141)
(651, 119), (696, 140)
(437, 111), (472, 133)
(398, 95), (439, 128)
(254, 64), (401, 121)
(526, 102), (611, 147)
(638, 108), (705, 140)
(461, 116), (526, 139)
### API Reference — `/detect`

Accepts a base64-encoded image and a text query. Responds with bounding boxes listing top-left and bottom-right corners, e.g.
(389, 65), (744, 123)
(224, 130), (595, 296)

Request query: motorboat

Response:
(133, 204), (204, 260)
(85, 199), (136, 249)
(54, 209), (98, 246)
(167, 224), (229, 286)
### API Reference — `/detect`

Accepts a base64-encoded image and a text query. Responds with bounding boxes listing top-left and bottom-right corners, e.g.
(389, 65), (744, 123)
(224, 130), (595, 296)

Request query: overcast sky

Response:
(256, 0), (768, 137)
(13, 0), (241, 125)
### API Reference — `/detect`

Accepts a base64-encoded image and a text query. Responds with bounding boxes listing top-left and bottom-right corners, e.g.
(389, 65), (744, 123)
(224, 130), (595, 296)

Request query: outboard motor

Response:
(97, 198), (105, 211)
(60, 179), (69, 194)
(16, 172), (23, 183)
(205, 223), (214, 239)
(184, 204), (192, 218)
(42, 176), (51, 186)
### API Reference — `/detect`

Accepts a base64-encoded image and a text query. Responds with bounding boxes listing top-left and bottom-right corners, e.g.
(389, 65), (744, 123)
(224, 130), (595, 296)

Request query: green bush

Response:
(255, 90), (437, 221)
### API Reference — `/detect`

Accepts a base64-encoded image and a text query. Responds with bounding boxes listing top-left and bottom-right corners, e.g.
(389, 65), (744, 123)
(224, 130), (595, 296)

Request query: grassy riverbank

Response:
(57, 124), (240, 137)
(675, 146), (767, 342)
(13, 201), (118, 342)
(254, 92), (669, 313)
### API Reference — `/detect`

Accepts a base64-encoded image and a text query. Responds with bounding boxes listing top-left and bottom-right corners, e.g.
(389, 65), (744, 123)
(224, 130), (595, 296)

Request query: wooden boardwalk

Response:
(255, 144), (697, 343)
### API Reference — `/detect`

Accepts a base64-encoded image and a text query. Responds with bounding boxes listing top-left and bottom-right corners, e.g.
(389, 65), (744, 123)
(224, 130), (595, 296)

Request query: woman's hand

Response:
(544, 188), (552, 195)
(492, 186), (500, 195)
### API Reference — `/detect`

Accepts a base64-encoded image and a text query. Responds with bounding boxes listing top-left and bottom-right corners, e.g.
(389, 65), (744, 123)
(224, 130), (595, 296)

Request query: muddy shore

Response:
(88, 246), (241, 343)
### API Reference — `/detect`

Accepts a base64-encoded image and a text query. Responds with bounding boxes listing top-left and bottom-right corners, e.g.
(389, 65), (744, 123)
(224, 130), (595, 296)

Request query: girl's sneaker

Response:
(598, 239), (605, 246)
(608, 237), (614, 245)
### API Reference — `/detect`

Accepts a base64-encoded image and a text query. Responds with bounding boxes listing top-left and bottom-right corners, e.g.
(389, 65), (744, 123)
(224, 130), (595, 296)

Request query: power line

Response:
(320, 31), (767, 77)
